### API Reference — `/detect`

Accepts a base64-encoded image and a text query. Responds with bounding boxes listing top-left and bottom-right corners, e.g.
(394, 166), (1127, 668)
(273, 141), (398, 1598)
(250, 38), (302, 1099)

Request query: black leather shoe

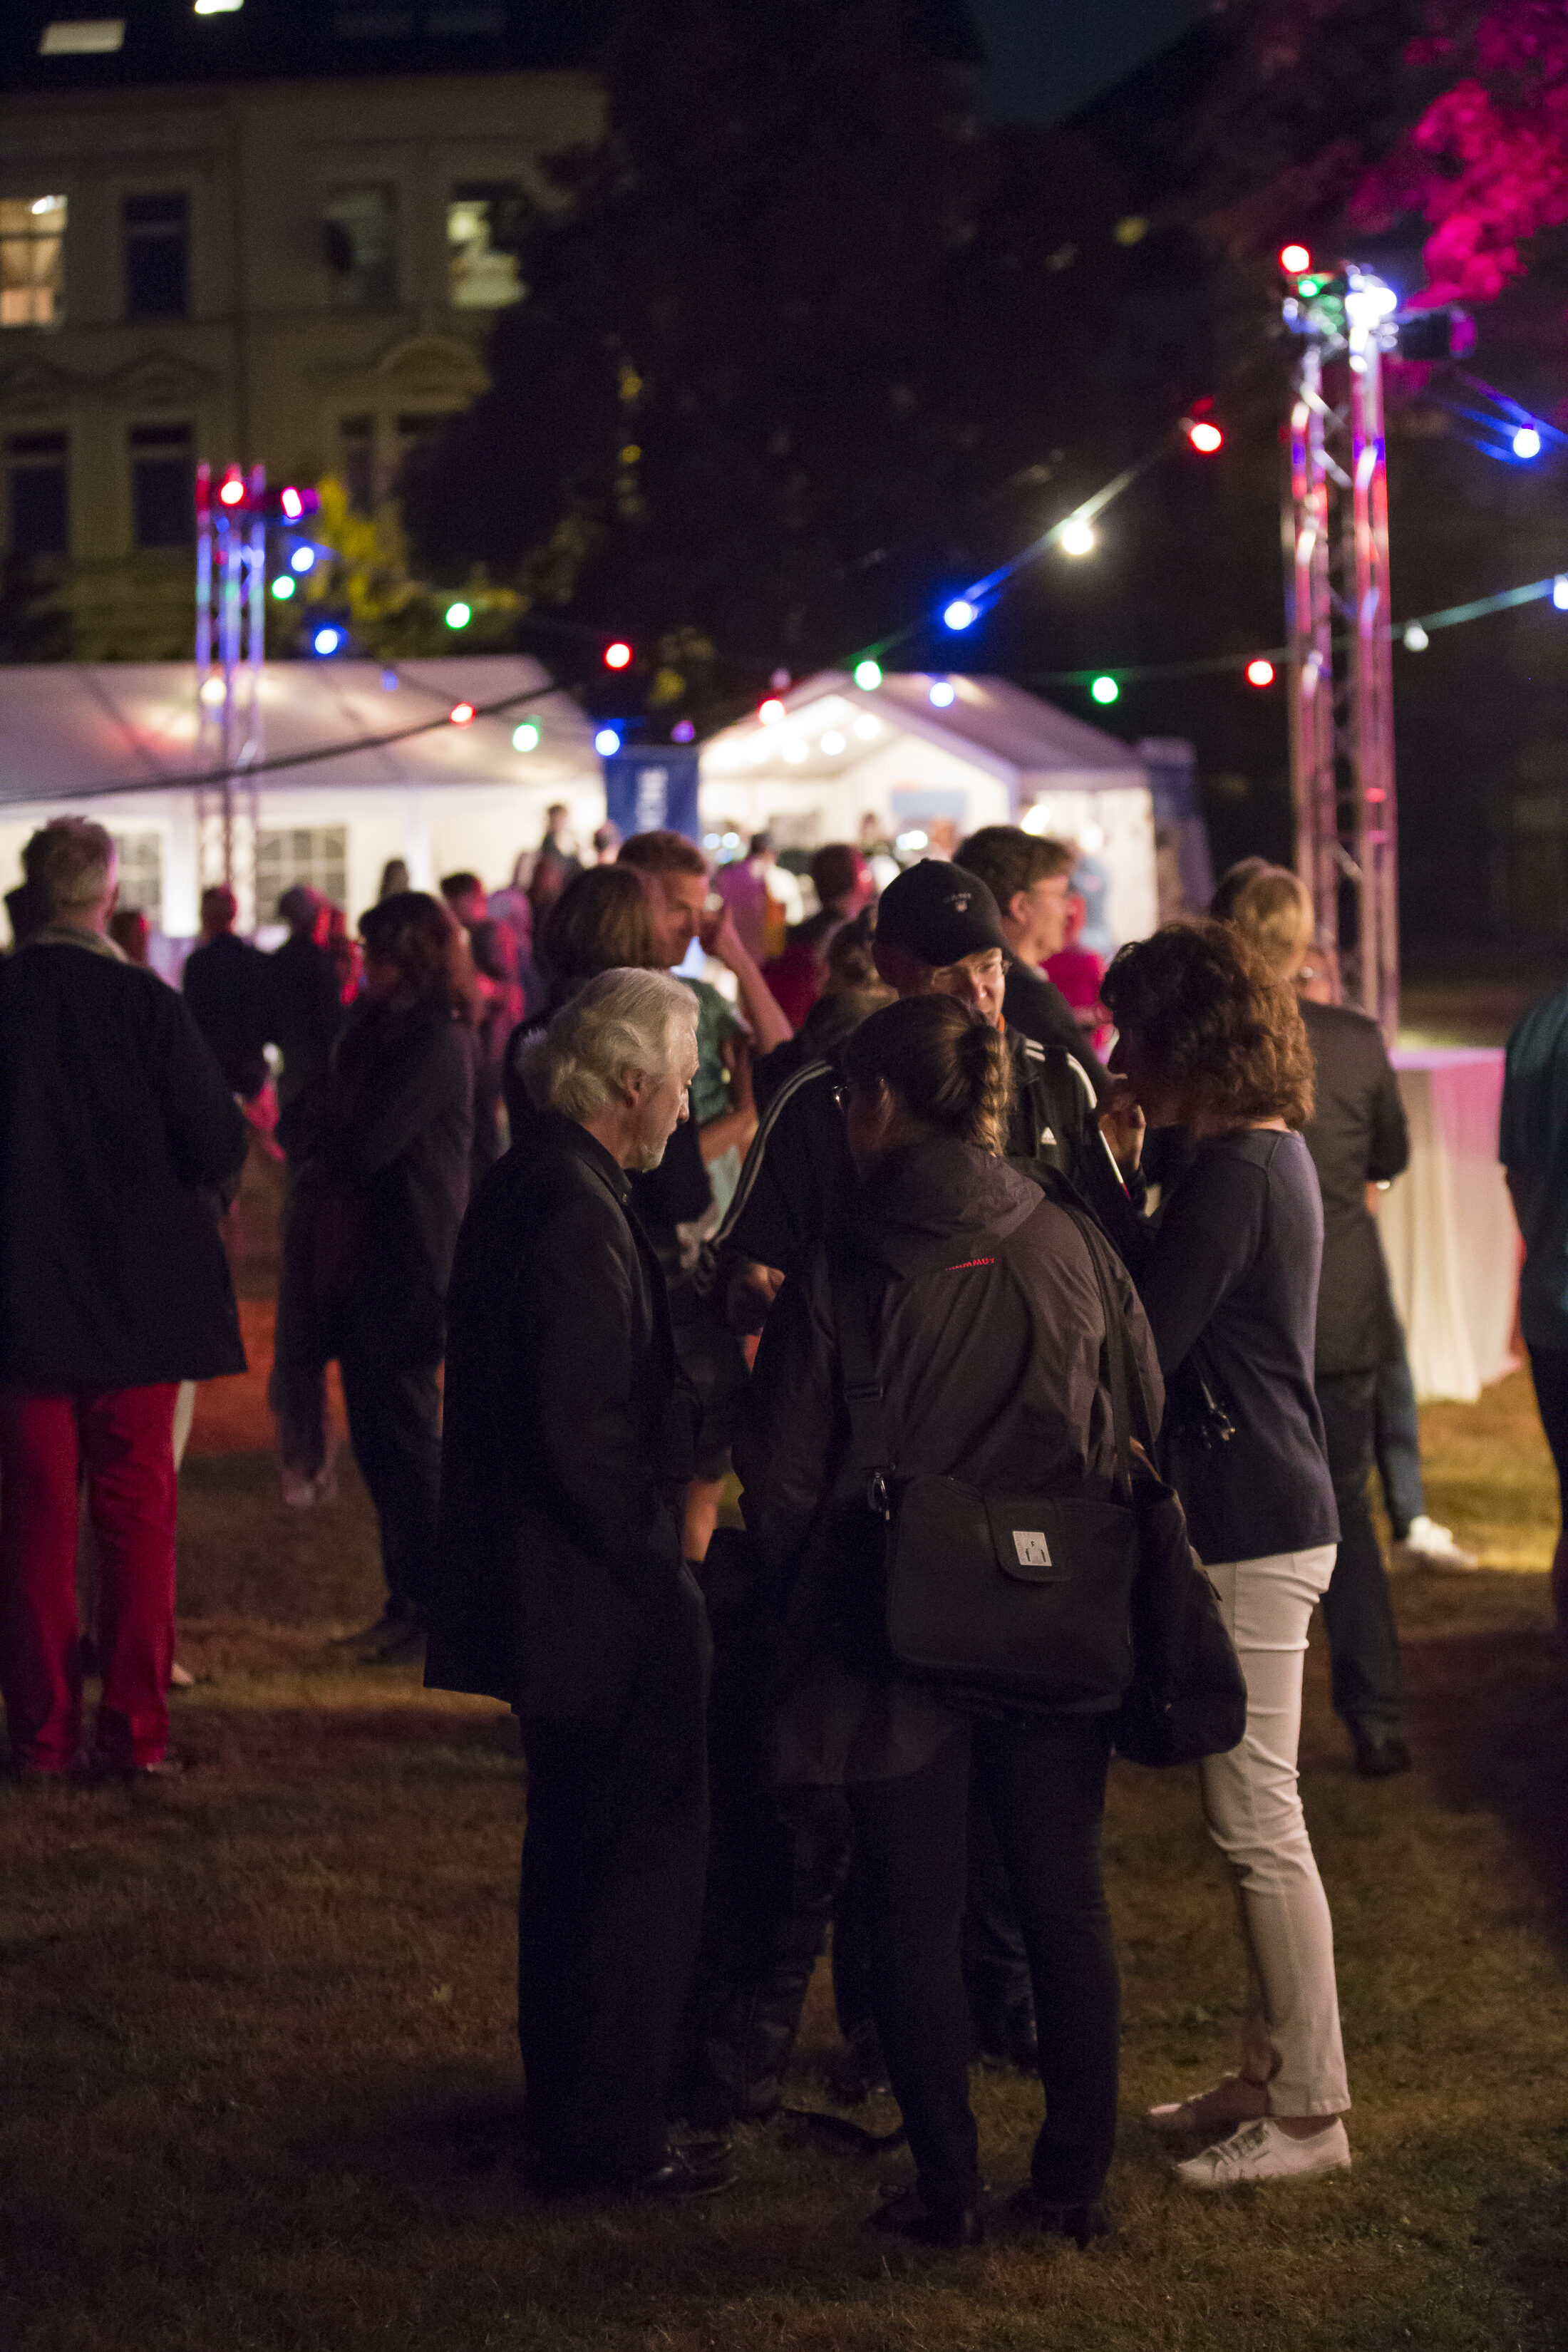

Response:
(976, 2001), (1040, 2074)
(1353, 1731), (1412, 1779)
(865, 2186), (983, 2248)
(537, 2143), (734, 2202)
(1006, 2187), (1109, 2247)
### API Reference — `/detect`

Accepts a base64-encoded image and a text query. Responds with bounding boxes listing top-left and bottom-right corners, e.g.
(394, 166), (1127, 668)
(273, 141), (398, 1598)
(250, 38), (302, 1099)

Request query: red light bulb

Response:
(1279, 244), (1311, 275)
(1189, 421), (1224, 454)
(449, 701), (476, 726)
(218, 473), (245, 507)
(1246, 658), (1276, 688)
(604, 640), (633, 670)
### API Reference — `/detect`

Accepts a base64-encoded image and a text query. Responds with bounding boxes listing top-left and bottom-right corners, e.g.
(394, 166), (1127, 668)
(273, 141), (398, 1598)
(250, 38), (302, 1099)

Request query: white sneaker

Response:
(1146, 2075), (1268, 2140)
(1395, 1515), (1478, 1571)
(1174, 2116), (1351, 2189)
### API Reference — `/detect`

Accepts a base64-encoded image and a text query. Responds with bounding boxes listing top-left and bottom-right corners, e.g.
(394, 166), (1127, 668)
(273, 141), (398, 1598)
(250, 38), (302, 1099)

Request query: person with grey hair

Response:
(0, 818), (247, 1779)
(426, 969), (730, 2200)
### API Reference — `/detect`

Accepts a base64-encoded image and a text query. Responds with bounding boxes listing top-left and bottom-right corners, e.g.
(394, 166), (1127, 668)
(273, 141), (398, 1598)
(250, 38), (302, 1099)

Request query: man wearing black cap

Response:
(717, 857), (1128, 1323)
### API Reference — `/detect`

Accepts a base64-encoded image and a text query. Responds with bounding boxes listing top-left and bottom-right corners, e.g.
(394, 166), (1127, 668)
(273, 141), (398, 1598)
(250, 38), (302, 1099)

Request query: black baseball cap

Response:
(875, 858), (1008, 967)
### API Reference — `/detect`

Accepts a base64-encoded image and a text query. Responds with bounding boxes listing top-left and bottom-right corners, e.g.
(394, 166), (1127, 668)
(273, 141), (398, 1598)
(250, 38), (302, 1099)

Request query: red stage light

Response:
(449, 701), (476, 726)
(1279, 243), (1311, 275)
(281, 486), (304, 519)
(604, 640), (633, 670)
(217, 473), (246, 507)
(1188, 421), (1224, 453)
(1246, 658), (1276, 688)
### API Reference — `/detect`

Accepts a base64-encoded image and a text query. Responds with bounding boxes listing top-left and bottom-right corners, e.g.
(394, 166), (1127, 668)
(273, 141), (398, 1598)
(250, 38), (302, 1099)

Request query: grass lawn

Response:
(4, 1369), (1568, 2351)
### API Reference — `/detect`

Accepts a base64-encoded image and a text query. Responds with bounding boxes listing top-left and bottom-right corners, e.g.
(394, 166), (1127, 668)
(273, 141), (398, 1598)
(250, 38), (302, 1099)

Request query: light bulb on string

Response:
(512, 721), (540, 752)
(312, 625), (344, 656)
(270, 575), (295, 600)
(1554, 579), (1568, 612)
(942, 598), (977, 632)
(1514, 425), (1542, 460)
(1090, 676), (1119, 705)
(290, 546), (314, 573)
(1246, 658), (1276, 687)
(594, 726), (622, 756)
(604, 640), (633, 670)
(444, 600), (472, 630)
(1279, 243), (1312, 275)
(853, 659), (882, 691)
(1403, 621), (1430, 649)
(758, 696), (785, 726)
(928, 680), (956, 708)
(449, 701), (475, 727)
(1059, 517), (1096, 557)
(1187, 420), (1224, 454)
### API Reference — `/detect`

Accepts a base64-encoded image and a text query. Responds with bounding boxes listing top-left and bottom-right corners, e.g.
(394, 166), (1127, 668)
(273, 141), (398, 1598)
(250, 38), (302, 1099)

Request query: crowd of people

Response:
(0, 796), (1547, 2250)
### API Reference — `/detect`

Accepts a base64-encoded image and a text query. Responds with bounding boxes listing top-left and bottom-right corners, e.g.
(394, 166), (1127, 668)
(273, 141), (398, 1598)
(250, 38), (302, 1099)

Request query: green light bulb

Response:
(1090, 676), (1119, 705)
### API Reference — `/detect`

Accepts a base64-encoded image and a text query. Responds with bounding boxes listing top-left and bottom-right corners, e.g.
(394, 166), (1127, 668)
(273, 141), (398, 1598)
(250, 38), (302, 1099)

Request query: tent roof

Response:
(0, 657), (595, 806)
(701, 669), (1146, 788)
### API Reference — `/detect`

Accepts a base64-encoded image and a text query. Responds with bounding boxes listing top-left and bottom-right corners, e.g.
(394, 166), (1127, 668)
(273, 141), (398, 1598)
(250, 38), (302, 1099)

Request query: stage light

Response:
(929, 680), (956, 707)
(1554, 578), (1568, 612)
(1279, 243), (1312, 275)
(1059, 517), (1096, 557)
(758, 696), (785, 726)
(1246, 657), (1276, 686)
(270, 575), (295, 600)
(853, 714), (880, 739)
(943, 598), (977, 631)
(199, 676), (225, 708)
(1188, 421), (1224, 454)
(290, 546), (314, 573)
(853, 659), (883, 690)
(449, 701), (475, 726)
(594, 726), (621, 755)
(217, 473), (246, 507)
(280, 486), (304, 519)
(1403, 621), (1430, 649)
(1090, 676), (1119, 704)
(512, 720), (540, 751)
(820, 730), (846, 753)
(1514, 425), (1542, 460)
(444, 600), (471, 629)
(604, 639), (633, 669)
(312, 625), (344, 656)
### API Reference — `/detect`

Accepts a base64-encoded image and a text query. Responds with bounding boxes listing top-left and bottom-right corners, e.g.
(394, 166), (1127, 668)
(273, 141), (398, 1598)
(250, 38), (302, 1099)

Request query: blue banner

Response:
(602, 747), (701, 845)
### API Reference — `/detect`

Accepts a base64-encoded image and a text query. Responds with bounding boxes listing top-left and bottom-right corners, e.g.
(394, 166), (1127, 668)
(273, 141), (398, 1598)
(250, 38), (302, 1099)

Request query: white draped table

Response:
(1375, 1047), (1520, 1403)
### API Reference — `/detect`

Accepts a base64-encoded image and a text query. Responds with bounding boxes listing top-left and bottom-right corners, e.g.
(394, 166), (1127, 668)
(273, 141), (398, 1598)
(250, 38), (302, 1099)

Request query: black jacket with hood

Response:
(736, 1138), (1162, 1780)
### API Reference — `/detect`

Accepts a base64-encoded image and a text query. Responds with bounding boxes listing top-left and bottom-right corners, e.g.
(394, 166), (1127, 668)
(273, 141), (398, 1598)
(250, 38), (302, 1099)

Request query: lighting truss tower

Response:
(194, 461), (267, 929)
(1282, 265), (1399, 1041)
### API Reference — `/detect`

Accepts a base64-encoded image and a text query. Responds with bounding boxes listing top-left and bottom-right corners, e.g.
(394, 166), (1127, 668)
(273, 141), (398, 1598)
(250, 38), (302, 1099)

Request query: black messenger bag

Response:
(831, 1219), (1246, 1759)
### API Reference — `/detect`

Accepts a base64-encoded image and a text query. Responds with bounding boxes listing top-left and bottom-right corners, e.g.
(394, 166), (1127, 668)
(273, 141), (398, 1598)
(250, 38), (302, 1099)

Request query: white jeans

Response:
(1197, 1547), (1350, 2118)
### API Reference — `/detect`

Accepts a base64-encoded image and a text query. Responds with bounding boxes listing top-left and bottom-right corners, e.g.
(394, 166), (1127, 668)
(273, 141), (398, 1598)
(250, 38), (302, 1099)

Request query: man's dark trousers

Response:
(518, 1570), (711, 2185)
(1316, 1369), (1403, 1736)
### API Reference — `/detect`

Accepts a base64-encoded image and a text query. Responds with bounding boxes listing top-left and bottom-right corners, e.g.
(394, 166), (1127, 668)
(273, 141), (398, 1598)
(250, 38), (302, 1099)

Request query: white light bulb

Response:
(782, 738), (808, 763)
(1515, 425), (1542, 460)
(820, 731), (845, 754)
(1059, 518), (1096, 557)
(853, 716), (880, 740)
(1554, 578), (1568, 612)
(929, 681), (956, 708)
(1403, 622), (1430, 650)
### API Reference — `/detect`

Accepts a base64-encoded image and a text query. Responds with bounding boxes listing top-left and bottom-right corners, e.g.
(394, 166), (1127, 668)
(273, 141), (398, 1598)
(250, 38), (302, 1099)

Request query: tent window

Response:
(1, 197), (66, 328)
(110, 832), (163, 927)
(257, 827), (348, 914)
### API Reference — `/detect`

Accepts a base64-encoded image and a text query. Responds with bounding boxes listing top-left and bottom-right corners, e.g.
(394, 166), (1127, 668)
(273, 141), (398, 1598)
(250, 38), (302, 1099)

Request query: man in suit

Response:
(0, 820), (247, 1779)
(1226, 867), (1413, 1778)
(181, 884), (272, 1100)
(426, 966), (728, 2199)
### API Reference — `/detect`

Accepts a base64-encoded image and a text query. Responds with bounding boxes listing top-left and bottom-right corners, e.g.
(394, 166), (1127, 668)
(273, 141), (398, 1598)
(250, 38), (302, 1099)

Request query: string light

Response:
(604, 640), (633, 669)
(312, 625), (344, 656)
(942, 598), (977, 631)
(1246, 657), (1276, 686)
(1555, 579), (1568, 611)
(444, 601), (472, 630)
(758, 696), (785, 725)
(270, 576), (295, 600)
(512, 720), (541, 751)
(1514, 425), (1542, 460)
(218, 473), (245, 507)
(820, 730), (846, 753)
(289, 547), (314, 573)
(1090, 675), (1119, 704)
(1279, 243), (1312, 275)
(853, 714), (880, 739)
(929, 680), (956, 707)
(449, 701), (475, 726)
(853, 659), (883, 690)
(594, 726), (621, 755)
(672, 719), (696, 742)
(279, 486), (305, 520)
(1403, 622), (1430, 649)
(1059, 518), (1096, 557)
(1187, 421), (1224, 454)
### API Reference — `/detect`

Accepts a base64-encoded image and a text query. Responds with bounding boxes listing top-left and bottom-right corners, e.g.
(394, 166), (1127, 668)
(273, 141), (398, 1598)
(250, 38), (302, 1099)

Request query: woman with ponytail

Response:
(736, 992), (1161, 2250)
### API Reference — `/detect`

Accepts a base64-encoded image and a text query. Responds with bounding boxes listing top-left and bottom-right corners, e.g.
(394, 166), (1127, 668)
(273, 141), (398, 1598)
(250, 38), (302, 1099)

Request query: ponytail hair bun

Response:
(842, 993), (1013, 1155)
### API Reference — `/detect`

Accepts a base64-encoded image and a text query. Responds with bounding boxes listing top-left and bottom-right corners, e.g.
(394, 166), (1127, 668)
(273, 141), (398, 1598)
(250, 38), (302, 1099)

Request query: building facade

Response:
(0, 4), (604, 658)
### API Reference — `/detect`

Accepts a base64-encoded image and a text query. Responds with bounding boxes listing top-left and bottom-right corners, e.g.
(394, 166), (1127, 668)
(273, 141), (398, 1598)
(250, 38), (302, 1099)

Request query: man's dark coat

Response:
(425, 1112), (694, 1722)
(0, 937), (247, 1388)
(1300, 998), (1410, 1375)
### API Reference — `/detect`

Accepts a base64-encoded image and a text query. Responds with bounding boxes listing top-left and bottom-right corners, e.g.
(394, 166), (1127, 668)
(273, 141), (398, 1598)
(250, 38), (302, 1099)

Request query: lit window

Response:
(7, 432), (68, 555)
(257, 827), (347, 914)
(40, 20), (123, 51)
(448, 182), (530, 309)
(110, 833), (163, 927)
(123, 193), (188, 321)
(321, 185), (397, 311)
(0, 197), (66, 329)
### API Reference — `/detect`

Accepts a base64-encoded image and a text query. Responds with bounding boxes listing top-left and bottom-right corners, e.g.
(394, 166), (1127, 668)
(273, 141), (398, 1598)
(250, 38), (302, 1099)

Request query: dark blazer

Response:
(182, 931), (272, 1098)
(275, 1001), (474, 1369)
(266, 930), (346, 1117)
(1300, 999), (1410, 1375)
(0, 935), (247, 1388)
(425, 1113), (696, 1720)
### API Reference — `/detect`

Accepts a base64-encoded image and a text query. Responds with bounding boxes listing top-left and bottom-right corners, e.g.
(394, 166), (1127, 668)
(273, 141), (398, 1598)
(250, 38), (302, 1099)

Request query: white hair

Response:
(520, 966), (698, 1121)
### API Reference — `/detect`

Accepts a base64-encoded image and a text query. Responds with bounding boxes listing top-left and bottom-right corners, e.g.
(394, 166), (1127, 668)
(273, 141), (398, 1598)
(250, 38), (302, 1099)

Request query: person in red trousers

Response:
(0, 819), (247, 1781)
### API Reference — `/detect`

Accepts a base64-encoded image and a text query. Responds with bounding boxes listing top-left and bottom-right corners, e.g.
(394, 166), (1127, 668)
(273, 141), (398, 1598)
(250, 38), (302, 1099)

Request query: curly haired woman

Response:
(1098, 922), (1350, 2192)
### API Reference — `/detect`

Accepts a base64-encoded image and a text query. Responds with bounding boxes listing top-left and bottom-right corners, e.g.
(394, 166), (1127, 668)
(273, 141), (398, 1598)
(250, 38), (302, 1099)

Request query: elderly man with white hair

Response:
(426, 967), (728, 2201)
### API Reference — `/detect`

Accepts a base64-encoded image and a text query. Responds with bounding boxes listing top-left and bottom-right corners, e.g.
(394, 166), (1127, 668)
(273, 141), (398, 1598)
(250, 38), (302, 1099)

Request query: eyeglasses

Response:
(832, 1082), (852, 1115)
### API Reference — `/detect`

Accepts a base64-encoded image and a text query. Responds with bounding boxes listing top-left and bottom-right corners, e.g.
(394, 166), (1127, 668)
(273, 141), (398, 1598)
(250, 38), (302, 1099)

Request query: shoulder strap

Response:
(828, 1251), (892, 1480)
(1063, 1208), (1157, 1502)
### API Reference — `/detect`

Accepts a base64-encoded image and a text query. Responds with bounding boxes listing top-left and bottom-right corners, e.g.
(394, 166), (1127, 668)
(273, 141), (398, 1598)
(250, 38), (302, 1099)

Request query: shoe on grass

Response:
(1005, 2186), (1108, 2245)
(1146, 2073), (1269, 2140)
(1353, 1729), (1412, 1779)
(1393, 1515), (1477, 1572)
(1174, 2116), (1350, 2189)
(865, 2185), (982, 2248)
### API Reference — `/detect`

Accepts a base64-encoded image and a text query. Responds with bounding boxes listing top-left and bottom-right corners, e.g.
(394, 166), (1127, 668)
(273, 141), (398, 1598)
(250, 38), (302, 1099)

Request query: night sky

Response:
(969, 0), (1212, 124)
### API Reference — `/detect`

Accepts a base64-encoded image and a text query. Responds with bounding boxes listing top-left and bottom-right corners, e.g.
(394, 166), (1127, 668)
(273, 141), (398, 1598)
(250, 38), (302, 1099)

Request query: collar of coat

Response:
(22, 924), (126, 962)
(541, 1108), (636, 1205)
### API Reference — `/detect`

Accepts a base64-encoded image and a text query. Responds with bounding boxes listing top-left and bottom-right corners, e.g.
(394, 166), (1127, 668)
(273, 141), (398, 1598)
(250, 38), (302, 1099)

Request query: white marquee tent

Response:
(700, 669), (1158, 949)
(0, 656), (602, 939)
